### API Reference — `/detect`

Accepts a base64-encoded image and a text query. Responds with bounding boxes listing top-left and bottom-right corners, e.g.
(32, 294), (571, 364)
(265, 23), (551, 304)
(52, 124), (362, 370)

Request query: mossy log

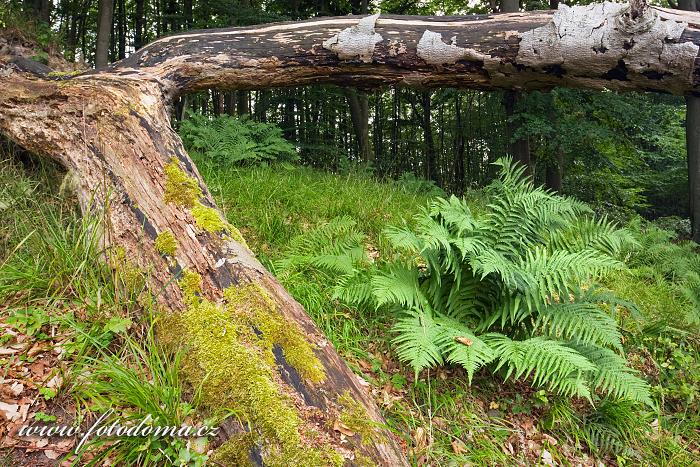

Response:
(2, 2), (700, 464)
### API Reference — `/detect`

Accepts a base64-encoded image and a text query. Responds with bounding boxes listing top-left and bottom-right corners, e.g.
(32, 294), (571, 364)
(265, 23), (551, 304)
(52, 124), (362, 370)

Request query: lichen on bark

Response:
(322, 14), (383, 62)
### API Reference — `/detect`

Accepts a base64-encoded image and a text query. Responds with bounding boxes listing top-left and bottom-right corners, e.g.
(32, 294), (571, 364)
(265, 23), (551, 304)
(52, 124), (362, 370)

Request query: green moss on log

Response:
(163, 274), (339, 466)
(191, 202), (228, 233)
(155, 230), (177, 256)
(224, 282), (326, 383)
(164, 158), (202, 207)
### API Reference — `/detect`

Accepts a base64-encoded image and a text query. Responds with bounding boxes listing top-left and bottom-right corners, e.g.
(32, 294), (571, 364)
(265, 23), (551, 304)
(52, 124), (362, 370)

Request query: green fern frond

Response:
(429, 195), (480, 235)
(536, 301), (622, 350)
(570, 343), (653, 406)
(332, 270), (374, 307)
(392, 310), (443, 375)
(434, 316), (495, 383)
(484, 334), (595, 399)
(384, 225), (423, 253)
(371, 264), (425, 309)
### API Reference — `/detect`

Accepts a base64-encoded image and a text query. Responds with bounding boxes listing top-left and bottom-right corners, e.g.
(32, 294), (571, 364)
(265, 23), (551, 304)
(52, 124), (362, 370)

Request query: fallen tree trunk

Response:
(1, 2), (700, 465)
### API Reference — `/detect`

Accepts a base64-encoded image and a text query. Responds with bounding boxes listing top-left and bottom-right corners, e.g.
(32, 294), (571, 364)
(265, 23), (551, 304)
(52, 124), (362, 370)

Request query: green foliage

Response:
(353, 158), (651, 404)
(71, 319), (210, 466)
(179, 113), (298, 165)
(606, 219), (700, 326)
(0, 156), (146, 319)
(544, 398), (651, 457)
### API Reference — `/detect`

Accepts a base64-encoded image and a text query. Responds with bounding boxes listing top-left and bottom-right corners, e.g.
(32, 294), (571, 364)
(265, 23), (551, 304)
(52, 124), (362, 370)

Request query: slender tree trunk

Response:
(545, 148), (564, 193)
(134, 0), (145, 50)
(39, 0), (51, 24)
(454, 92), (465, 194)
(420, 91), (438, 183)
(117, 0), (126, 59)
(345, 89), (372, 163)
(184, 0), (193, 29)
(237, 90), (249, 116)
(95, 0), (114, 67)
(688, 98), (700, 242)
(501, 0), (532, 173)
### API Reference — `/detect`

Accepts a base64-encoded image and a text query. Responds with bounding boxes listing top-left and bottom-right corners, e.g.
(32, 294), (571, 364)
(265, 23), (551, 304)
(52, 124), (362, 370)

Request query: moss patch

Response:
(165, 275), (338, 466)
(210, 433), (256, 466)
(155, 230), (177, 256)
(224, 282), (326, 384)
(164, 158), (202, 207)
(192, 202), (228, 233)
(179, 269), (202, 300)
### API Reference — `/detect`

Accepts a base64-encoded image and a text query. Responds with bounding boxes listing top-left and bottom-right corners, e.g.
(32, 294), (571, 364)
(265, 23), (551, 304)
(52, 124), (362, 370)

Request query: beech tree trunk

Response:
(500, 0), (532, 174)
(95, 0), (113, 67)
(3, 3), (700, 464)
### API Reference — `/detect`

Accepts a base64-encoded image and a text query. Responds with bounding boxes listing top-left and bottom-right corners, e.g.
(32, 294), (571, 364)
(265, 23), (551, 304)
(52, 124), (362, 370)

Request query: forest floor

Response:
(1, 151), (699, 466)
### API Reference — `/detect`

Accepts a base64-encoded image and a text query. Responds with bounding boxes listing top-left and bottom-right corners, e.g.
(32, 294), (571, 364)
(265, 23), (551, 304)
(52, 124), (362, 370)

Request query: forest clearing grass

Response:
(194, 156), (700, 466)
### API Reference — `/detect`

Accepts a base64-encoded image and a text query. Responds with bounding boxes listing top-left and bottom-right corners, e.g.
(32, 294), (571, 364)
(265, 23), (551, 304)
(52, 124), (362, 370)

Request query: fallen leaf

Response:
(451, 439), (467, 455)
(454, 336), (473, 346)
(0, 401), (20, 421)
(0, 343), (25, 355)
(45, 450), (60, 460)
(46, 374), (63, 390)
(413, 426), (433, 451)
(10, 381), (24, 397)
(333, 419), (355, 437)
(540, 448), (554, 466)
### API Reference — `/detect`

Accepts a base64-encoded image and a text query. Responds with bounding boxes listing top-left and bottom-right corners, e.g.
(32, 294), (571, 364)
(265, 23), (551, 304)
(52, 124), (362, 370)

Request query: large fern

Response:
(360, 157), (651, 405)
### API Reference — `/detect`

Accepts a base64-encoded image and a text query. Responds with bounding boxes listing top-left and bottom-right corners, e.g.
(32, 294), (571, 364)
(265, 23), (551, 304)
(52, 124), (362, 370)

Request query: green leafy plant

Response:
(71, 319), (211, 466)
(179, 112), (298, 165)
(351, 158), (651, 405)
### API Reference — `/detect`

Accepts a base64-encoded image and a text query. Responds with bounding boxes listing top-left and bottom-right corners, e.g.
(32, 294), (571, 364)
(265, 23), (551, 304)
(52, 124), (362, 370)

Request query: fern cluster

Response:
(351, 158), (651, 405)
(178, 112), (298, 165)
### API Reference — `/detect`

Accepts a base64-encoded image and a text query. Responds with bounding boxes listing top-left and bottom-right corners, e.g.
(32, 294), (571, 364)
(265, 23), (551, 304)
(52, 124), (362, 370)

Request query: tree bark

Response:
(134, 0), (145, 50)
(688, 92), (700, 242)
(345, 89), (372, 162)
(4, 4), (700, 464)
(95, 0), (113, 67)
(420, 90), (438, 183)
(501, 0), (532, 174)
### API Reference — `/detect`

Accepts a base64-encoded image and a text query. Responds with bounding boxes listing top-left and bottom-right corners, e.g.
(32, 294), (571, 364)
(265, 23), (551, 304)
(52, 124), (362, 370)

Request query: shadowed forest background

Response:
(1, 0), (700, 465)
(0, 0), (692, 226)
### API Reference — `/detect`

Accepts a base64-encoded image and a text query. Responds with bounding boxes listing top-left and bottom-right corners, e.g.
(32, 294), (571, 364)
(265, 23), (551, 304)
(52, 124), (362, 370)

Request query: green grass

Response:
(0, 153), (208, 466)
(194, 158), (435, 258)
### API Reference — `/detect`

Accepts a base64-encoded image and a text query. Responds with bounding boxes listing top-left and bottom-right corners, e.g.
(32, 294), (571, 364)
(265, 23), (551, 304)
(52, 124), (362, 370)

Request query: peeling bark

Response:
(3, 3), (700, 464)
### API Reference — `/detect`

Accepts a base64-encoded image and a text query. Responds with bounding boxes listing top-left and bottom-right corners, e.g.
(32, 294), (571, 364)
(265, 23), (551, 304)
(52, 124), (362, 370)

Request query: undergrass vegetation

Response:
(192, 149), (700, 465)
(0, 151), (212, 466)
(2, 135), (699, 465)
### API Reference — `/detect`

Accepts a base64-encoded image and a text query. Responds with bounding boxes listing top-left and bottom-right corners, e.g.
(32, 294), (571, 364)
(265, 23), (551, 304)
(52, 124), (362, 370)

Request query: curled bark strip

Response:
(323, 14), (383, 62)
